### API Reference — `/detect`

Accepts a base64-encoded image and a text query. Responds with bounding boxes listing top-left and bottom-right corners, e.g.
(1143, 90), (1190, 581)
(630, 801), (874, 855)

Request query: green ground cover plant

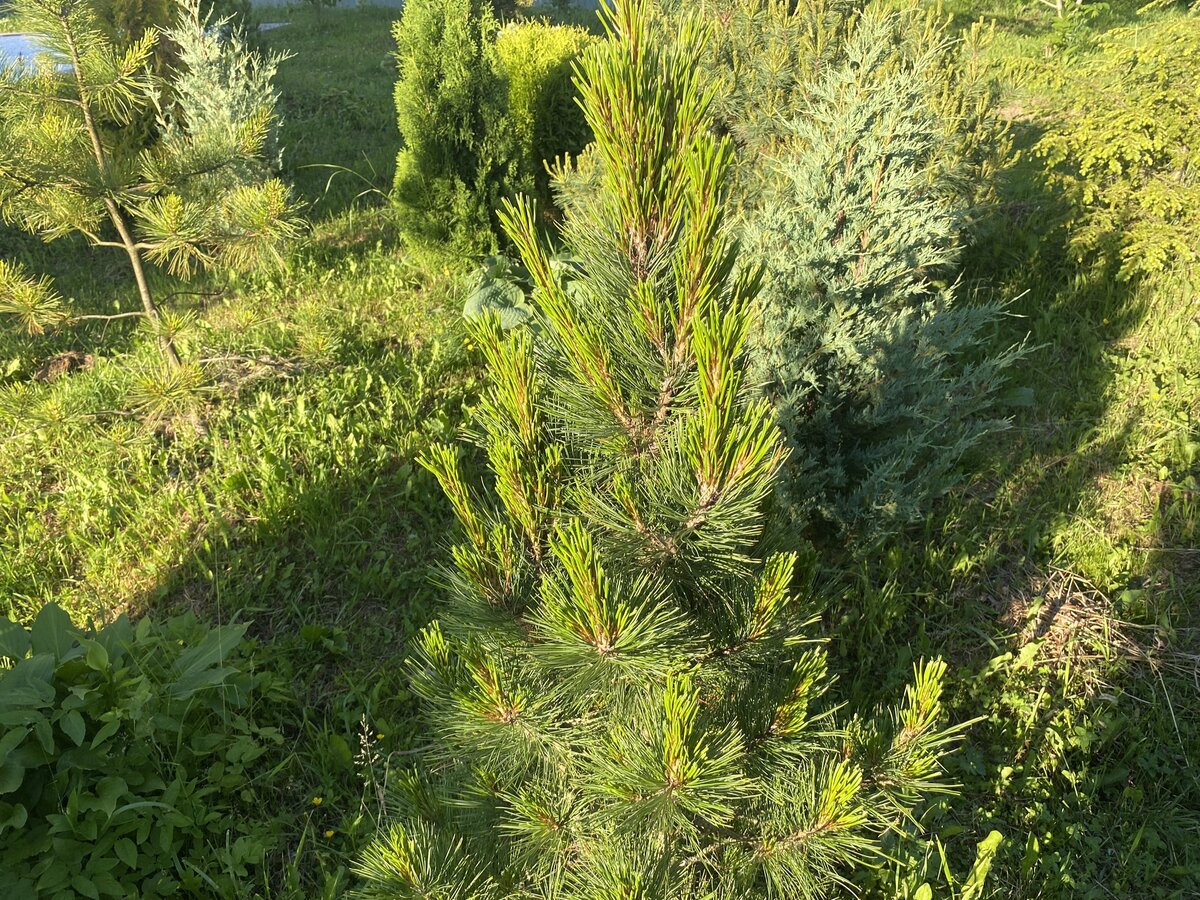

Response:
(0, 604), (285, 897)
(0, 225), (477, 890)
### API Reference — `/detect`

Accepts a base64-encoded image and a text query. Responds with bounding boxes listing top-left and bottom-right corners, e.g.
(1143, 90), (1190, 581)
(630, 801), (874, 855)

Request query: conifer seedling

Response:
(0, 0), (298, 367)
(355, 2), (963, 897)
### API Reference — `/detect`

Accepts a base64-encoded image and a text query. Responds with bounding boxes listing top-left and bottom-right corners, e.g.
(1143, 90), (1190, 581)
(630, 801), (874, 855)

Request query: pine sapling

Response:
(0, 0), (299, 366)
(354, 3), (963, 897)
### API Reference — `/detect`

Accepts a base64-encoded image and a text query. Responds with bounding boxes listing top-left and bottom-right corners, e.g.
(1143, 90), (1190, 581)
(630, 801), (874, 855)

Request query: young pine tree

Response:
(354, 3), (959, 897)
(0, 0), (297, 366)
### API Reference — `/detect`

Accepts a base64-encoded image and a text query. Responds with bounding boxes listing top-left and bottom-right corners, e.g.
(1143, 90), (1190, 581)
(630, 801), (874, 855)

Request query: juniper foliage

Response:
(164, 0), (288, 178)
(0, 0), (298, 365)
(674, 0), (1023, 547)
(677, 0), (1008, 220)
(354, 3), (959, 897)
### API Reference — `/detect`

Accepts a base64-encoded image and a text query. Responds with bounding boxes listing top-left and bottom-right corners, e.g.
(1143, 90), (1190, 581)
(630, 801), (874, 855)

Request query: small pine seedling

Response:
(0, 0), (299, 366)
(353, 2), (965, 898)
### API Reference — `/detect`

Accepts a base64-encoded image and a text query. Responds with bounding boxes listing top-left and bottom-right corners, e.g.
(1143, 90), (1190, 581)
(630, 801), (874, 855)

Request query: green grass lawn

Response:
(0, 234), (477, 890)
(263, 6), (404, 218)
(0, 3), (1196, 897)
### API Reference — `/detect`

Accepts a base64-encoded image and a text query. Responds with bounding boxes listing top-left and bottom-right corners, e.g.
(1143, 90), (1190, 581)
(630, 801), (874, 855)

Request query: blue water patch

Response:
(0, 33), (71, 75)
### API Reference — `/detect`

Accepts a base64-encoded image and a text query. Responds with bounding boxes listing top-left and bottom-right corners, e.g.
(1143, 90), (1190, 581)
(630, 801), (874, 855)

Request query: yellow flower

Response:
(312, 796), (323, 806)
(324, 830), (335, 839)
(376, 733), (385, 740)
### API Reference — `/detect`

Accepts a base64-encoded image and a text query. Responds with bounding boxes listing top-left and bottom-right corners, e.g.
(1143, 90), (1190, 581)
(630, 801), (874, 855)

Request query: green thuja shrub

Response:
(392, 1), (593, 252)
(495, 21), (594, 209)
(391, 0), (511, 253)
(0, 605), (285, 897)
(93, 0), (174, 67)
(354, 2), (960, 896)
(67, 0), (173, 160)
(746, 6), (1025, 546)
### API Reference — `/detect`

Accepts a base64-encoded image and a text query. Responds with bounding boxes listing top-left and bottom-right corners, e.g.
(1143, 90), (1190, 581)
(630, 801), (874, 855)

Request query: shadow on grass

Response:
(0, 226), (172, 371)
(1, 217), (476, 891)
(820, 116), (1200, 895)
(143, 303), (480, 890)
